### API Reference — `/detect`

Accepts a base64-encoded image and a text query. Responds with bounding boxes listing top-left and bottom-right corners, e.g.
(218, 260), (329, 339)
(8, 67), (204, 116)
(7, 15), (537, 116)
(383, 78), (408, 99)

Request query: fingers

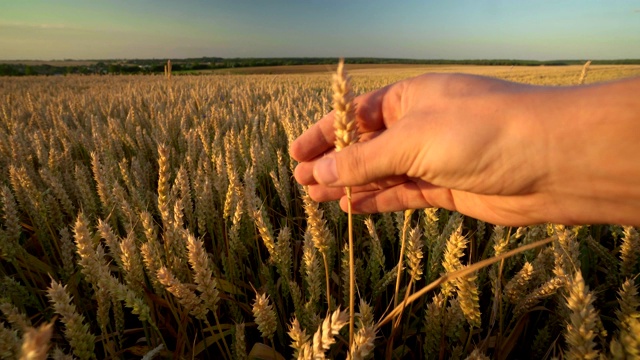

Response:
(342, 184), (549, 226)
(312, 120), (416, 187)
(289, 80), (405, 162)
(293, 130), (383, 186)
(294, 160), (320, 186)
(341, 181), (454, 214)
(306, 175), (409, 202)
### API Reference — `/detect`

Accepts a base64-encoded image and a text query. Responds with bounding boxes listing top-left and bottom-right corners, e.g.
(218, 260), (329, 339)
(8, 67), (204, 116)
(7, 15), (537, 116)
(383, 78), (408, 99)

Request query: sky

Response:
(1, 0), (639, 61)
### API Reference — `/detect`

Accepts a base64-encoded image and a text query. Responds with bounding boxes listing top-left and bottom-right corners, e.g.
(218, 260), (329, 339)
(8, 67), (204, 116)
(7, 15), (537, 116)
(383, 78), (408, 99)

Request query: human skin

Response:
(290, 73), (640, 226)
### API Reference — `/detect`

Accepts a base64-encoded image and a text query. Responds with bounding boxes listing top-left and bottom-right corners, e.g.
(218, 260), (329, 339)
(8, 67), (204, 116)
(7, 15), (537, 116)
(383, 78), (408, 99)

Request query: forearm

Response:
(540, 77), (640, 225)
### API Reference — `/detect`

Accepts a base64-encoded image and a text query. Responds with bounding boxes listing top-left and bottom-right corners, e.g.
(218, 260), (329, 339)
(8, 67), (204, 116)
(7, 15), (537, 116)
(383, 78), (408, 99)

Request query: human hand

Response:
(290, 73), (554, 225)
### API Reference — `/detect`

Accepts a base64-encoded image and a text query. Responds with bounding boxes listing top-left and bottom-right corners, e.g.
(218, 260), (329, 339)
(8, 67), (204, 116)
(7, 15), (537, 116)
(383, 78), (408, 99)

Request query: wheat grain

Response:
(312, 307), (349, 358)
(504, 262), (535, 304)
(0, 323), (20, 359)
(466, 348), (490, 360)
(364, 217), (385, 288)
(38, 167), (75, 217)
(609, 317), (640, 359)
(303, 231), (322, 307)
(58, 227), (76, 280)
(119, 230), (145, 291)
(356, 299), (374, 330)
(47, 279), (96, 360)
(564, 271), (600, 360)
(515, 276), (565, 316)
(74, 212), (102, 284)
(157, 144), (171, 225)
(302, 188), (333, 308)
(0, 186), (22, 262)
(233, 323), (247, 360)
(616, 278), (640, 328)
(457, 272), (482, 328)
(274, 226), (293, 282)
(288, 317), (309, 359)
(90, 152), (115, 220)
(19, 322), (53, 360)
(445, 298), (466, 341)
(441, 224), (467, 297)
(0, 300), (31, 334)
(252, 292), (277, 341)
(347, 325), (375, 360)
(406, 226), (424, 282)
(332, 59), (359, 152)
(423, 293), (445, 359)
(185, 233), (220, 313)
(157, 266), (207, 319)
(620, 226), (640, 278)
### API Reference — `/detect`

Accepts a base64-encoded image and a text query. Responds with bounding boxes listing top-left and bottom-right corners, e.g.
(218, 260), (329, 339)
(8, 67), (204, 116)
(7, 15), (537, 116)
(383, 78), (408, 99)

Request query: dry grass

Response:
(0, 65), (638, 359)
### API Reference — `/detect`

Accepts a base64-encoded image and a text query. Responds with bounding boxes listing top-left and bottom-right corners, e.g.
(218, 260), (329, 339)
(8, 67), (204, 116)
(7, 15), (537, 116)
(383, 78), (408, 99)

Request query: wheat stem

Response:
(393, 210), (414, 311)
(346, 186), (355, 346)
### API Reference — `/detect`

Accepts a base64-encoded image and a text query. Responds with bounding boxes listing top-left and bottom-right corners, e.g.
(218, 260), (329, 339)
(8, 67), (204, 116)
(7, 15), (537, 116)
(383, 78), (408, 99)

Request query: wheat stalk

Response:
(578, 60), (592, 85)
(332, 58), (359, 345)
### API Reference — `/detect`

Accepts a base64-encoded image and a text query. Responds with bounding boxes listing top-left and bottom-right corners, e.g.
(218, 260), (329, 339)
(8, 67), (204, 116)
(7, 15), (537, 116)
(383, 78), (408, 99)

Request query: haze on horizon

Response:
(1, 0), (639, 61)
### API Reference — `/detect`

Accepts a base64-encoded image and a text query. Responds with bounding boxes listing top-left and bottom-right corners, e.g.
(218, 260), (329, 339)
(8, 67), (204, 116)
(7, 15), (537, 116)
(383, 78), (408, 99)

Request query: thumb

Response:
(312, 125), (413, 187)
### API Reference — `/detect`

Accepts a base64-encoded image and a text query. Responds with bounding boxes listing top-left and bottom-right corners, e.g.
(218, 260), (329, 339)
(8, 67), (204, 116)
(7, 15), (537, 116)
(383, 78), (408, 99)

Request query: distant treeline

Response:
(2, 57), (640, 76)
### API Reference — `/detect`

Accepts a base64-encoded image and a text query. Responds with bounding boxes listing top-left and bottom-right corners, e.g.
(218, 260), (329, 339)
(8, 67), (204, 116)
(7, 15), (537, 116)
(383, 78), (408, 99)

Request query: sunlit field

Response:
(1, 65), (639, 359)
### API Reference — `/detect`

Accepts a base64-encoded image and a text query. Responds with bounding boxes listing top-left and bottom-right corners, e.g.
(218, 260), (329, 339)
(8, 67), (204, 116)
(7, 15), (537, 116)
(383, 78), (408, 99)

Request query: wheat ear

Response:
(578, 60), (591, 85)
(19, 322), (53, 360)
(332, 58), (358, 345)
(47, 279), (96, 360)
(302, 188), (333, 311)
(287, 317), (309, 359)
(564, 271), (600, 360)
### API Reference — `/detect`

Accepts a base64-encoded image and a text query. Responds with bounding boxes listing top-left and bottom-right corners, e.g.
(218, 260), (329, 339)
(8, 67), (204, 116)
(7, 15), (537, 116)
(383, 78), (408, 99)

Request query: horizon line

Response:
(3, 56), (640, 62)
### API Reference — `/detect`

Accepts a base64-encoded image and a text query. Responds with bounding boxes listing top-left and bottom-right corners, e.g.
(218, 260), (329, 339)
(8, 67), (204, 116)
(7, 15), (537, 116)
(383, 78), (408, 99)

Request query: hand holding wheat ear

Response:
(291, 73), (640, 227)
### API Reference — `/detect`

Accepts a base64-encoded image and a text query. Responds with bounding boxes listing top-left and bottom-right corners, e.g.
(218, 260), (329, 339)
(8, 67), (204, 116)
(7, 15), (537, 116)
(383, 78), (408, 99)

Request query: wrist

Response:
(536, 79), (640, 225)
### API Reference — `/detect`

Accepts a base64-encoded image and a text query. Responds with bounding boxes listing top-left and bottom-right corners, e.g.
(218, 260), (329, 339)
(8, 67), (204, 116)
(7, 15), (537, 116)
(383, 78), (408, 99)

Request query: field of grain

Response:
(0, 65), (639, 359)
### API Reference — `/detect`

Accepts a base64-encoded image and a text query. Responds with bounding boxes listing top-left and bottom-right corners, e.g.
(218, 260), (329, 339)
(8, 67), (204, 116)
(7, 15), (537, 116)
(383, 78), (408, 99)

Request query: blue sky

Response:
(1, 0), (639, 60)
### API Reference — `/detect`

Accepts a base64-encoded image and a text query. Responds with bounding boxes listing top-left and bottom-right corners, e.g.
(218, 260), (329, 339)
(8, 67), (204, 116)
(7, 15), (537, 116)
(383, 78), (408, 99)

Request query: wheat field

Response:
(1, 64), (639, 359)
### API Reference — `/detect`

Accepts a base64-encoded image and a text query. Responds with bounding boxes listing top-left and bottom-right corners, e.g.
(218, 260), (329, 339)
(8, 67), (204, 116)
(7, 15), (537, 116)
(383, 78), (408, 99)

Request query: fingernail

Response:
(314, 157), (339, 185)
